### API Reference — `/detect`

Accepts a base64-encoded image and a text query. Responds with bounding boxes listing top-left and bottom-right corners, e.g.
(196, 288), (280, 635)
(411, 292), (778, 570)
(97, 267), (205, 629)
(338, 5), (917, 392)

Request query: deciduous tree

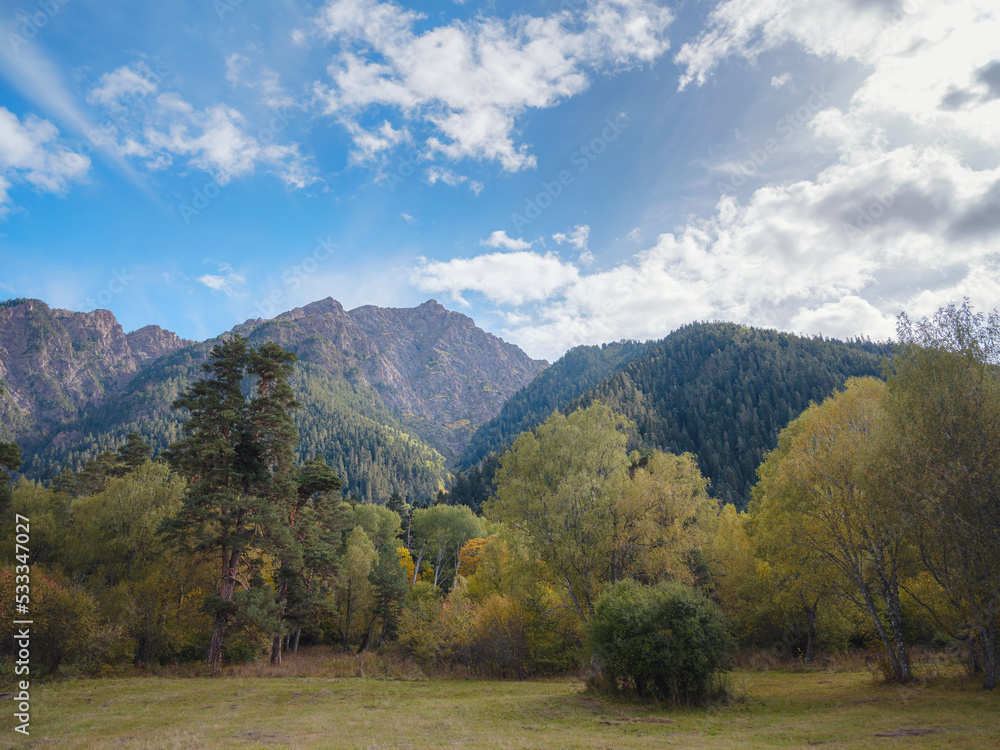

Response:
(753, 378), (914, 682)
(883, 301), (1000, 689)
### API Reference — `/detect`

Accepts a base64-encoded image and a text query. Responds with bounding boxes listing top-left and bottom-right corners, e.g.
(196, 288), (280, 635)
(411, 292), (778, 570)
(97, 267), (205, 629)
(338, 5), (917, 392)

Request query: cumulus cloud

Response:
(311, 0), (673, 171)
(87, 64), (317, 188)
(553, 224), (593, 264)
(0, 107), (90, 216)
(415, 0), (999, 359)
(88, 64), (160, 107)
(770, 72), (791, 88)
(481, 230), (533, 251)
(425, 166), (481, 194)
(411, 251), (579, 306)
(416, 105), (999, 359)
(197, 263), (246, 296)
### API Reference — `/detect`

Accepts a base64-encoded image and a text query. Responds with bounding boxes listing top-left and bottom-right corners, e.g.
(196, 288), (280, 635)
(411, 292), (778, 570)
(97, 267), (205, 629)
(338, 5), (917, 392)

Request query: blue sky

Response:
(0, 0), (997, 360)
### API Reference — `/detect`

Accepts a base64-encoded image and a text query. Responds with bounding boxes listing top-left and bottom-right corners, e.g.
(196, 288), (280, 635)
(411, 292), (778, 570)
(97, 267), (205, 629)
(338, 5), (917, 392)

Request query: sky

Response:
(0, 0), (997, 361)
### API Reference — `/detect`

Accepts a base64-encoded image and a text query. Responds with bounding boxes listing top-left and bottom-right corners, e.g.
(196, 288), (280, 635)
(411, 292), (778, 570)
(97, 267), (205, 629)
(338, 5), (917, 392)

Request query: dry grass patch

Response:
(3, 653), (997, 749)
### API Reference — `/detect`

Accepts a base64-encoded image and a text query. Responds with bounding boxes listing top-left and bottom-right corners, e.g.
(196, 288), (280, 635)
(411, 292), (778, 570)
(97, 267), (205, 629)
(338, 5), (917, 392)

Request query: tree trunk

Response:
(879, 572), (911, 682)
(207, 616), (226, 674)
(292, 627), (301, 654)
(208, 547), (242, 674)
(412, 542), (425, 585)
(980, 620), (998, 690)
(432, 543), (446, 587)
(341, 581), (353, 651)
(357, 615), (377, 654)
(271, 634), (282, 666)
(859, 583), (907, 683)
(804, 604), (817, 662)
(270, 577), (290, 666)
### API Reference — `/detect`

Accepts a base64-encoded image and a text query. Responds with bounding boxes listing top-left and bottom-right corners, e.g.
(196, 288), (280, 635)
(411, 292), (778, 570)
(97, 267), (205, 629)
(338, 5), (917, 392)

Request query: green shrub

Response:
(0, 567), (133, 675)
(222, 637), (263, 665)
(587, 579), (734, 705)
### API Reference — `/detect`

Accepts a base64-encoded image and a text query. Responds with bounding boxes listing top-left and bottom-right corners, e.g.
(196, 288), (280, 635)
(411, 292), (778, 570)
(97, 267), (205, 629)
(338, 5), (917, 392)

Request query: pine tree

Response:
(112, 432), (153, 475)
(162, 336), (300, 673)
(270, 455), (344, 665)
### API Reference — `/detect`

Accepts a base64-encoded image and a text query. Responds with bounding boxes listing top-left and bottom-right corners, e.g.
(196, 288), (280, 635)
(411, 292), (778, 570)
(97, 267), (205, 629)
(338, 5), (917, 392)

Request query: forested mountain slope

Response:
(455, 340), (649, 471)
(0, 297), (545, 502)
(459, 322), (893, 509)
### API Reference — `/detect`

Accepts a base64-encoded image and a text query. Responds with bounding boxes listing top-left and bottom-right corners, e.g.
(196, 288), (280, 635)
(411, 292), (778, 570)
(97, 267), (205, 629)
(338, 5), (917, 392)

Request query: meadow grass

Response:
(3, 649), (997, 749)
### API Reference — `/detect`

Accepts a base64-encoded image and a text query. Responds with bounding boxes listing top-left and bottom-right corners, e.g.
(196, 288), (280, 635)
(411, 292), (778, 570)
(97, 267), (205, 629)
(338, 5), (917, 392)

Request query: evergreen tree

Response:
(0, 436), (21, 514)
(162, 336), (300, 673)
(112, 432), (153, 475)
(271, 456), (345, 665)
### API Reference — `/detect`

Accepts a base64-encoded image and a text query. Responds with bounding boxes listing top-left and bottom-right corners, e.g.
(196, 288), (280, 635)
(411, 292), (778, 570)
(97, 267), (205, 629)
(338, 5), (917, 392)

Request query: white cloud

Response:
(86, 65), (317, 188)
(197, 263), (246, 297)
(553, 224), (590, 251)
(0, 107), (90, 216)
(426, 166), (468, 189)
(481, 230), (532, 251)
(789, 296), (894, 340)
(88, 64), (159, 107)
(770, 72), (791, 88)
(414, 134), (1000, 358)
(345, 119), (410, 165)
(225, 54), (296, 109)
(412, 251), (579, 306)
(0, 20), (150, 196)
(404, 1), (1000, 359)
(312, 0), (673, 171)
(401, 212), (417, 223)
(553, 224), (593, 263)
(225, 53), (251, 86)
(401, 0), (985, 359)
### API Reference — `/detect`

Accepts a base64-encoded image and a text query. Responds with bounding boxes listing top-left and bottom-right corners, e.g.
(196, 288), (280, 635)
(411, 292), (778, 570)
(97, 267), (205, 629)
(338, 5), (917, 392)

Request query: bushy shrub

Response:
(468, 594), (529, 678)
(587, 579), (734, 705)
(222, 637), (264, 665)
(0, 567), (133, 675)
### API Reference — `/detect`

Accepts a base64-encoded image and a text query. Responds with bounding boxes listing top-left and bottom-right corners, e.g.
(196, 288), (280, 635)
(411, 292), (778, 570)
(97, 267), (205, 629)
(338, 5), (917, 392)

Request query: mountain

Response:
(458, 322), (894, 509)
(0, 297), (546, 502)
(455, 339), (650, 471)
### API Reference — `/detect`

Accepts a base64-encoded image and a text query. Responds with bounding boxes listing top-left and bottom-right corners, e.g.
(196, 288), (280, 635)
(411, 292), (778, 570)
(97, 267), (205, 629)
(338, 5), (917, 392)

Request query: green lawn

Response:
(5, 660), (998, 749)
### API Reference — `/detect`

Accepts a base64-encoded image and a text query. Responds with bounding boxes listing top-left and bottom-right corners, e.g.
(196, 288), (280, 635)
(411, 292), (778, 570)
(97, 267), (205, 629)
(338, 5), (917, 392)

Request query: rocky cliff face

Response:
(235, 297), (547, 460)
(126, 325), (191, 364)
(0, 296), (545, 464)
(0, 300), (193, 443)
(346, 300), (545, 457)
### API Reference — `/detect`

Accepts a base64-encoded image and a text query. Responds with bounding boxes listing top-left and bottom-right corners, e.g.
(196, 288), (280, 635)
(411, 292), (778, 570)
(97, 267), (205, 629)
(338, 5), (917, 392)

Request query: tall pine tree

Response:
(162, 336), (300, 673)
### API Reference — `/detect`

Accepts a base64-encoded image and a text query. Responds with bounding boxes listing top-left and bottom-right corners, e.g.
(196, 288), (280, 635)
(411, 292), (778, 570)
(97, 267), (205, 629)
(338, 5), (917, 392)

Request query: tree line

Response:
(0, 302), (996, 694)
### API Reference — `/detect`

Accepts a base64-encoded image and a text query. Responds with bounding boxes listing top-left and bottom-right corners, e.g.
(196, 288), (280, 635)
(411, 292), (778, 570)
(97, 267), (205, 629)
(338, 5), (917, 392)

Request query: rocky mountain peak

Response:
(276, 297), (346, 321)
(127, 325), (192, 364)
(0, 296), (546, 468)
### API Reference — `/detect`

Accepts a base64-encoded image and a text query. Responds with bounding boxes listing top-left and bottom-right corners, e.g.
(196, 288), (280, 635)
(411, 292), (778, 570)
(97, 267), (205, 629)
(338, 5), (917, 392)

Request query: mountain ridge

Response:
(0, 296), (546, 502)
(457, 321), (895, 509)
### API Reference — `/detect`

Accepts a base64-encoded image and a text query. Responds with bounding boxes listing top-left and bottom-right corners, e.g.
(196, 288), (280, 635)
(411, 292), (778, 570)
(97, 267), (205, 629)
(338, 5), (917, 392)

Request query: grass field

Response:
(4, 651), (998, 749)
